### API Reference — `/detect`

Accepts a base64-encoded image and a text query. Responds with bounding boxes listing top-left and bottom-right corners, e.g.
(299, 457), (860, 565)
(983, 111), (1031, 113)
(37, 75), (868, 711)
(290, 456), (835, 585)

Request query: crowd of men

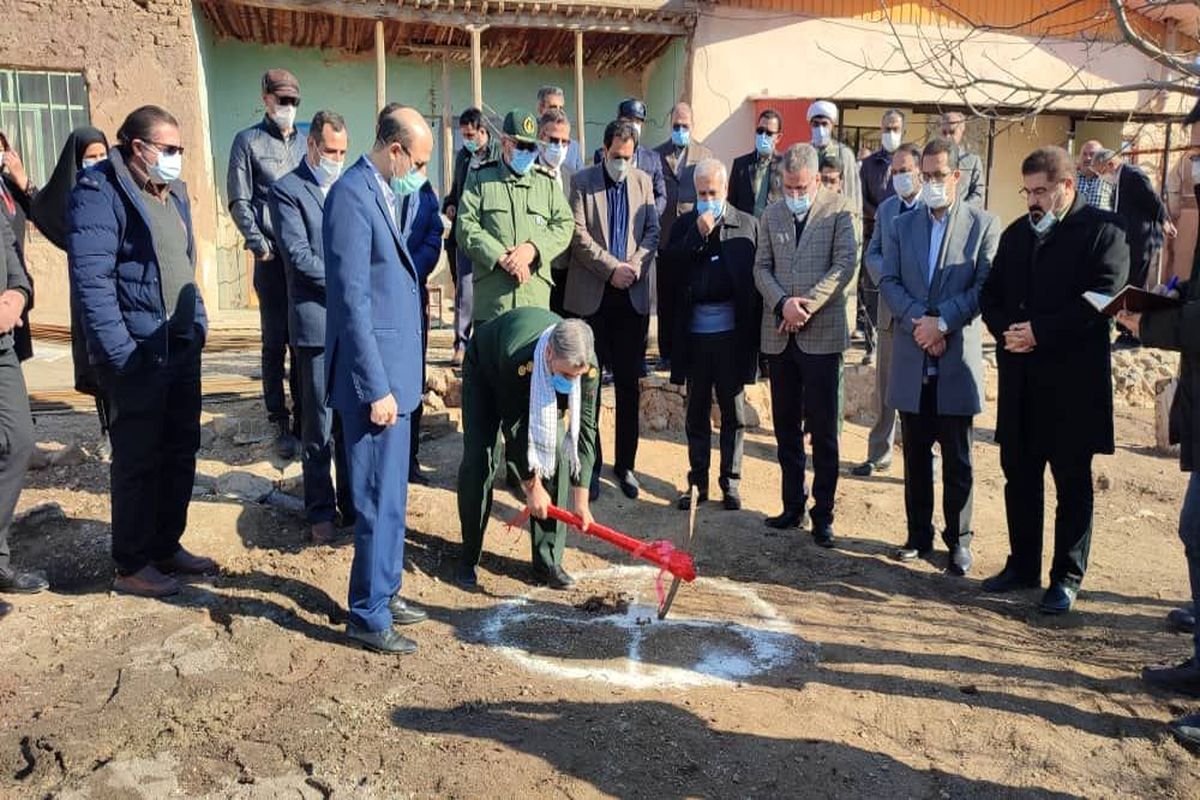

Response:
(0, 68), (1195, 745)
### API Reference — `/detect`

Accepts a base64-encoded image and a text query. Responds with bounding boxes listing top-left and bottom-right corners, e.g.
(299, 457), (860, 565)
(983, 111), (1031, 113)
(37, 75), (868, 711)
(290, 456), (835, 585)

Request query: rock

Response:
(199, 424), (218, 449)
(984, 375), (998, 403)
(420, 411), (457, 438)
(1156, 378), (1181, 456)
(423, 391), (446, 412)
(14, 502), (66, 529)
(215, 471), (273, 503)
(1094, 472), (1112, 492)
(443, 378), (462, 408)
(30, 441), (87, 470)
(263, 489), (305, 515)
(277, 473), (304, 498)
(426, 367), (450, 396)
(211, 415), (241, 439)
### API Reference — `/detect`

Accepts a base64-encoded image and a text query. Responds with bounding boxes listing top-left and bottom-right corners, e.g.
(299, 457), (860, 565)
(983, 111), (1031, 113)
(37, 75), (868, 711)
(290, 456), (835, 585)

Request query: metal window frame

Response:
(0, 68), (91, 187)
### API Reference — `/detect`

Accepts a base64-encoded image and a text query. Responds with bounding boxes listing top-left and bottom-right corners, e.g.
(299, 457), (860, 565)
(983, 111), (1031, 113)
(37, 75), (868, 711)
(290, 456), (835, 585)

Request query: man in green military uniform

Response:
(456, 307), (600, 589)
(456, 108), (574, 323)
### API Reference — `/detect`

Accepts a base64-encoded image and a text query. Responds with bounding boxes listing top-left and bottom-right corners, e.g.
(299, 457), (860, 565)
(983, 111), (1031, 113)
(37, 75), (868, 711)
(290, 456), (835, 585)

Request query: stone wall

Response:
(0, 0), (218, 326)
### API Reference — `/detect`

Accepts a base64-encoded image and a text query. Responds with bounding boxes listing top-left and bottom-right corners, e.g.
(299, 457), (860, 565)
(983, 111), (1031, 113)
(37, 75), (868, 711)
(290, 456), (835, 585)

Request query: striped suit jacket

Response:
(753, 186), (858, 356)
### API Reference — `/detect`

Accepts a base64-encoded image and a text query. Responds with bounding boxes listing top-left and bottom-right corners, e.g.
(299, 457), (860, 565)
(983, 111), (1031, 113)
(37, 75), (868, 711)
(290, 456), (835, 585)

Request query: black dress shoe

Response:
(388, 596), (428, 626)
(1167, 605), (1196, 634)
(588, 483), (601, 502)
(532, 565), (575, 590)
(677, 491), (707, 510)
(456, 565), (478, 588)
(894, 545), (933, 562)
(948, 545), (973, 576)
(274, 420), (300, 461)
(0, 568), (48, 594)
(1039, 582), (1077, 615)
(1143, 657), (1200, 697)
(980, 566), (1041, 594)
(722, 490), (742, 511)
(1169, 712), (1200, 750)
(0, 599), (10, 618)
(346, 624), (418, 655)
(765, 508), (808, 530)
(812, 523), (836, 548)
(851, 459), (891, 477)
(408, 469), (432, 486)
(615, 470), (640, 499)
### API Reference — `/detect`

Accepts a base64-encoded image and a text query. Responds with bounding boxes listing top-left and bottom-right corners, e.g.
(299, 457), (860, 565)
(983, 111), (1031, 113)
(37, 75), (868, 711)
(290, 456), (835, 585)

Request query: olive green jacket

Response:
(456, 159), (574, 322)
(468, 307), (599, 487)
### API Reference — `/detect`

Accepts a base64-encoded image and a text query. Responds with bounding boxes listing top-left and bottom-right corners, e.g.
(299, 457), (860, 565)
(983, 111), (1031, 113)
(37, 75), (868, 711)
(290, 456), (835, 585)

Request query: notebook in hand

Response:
(1083, 287), (1182, 316)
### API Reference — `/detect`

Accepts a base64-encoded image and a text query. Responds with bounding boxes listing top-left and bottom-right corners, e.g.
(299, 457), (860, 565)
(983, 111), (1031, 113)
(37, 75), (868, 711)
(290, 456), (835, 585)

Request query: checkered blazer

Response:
(753, 187), (859, 356)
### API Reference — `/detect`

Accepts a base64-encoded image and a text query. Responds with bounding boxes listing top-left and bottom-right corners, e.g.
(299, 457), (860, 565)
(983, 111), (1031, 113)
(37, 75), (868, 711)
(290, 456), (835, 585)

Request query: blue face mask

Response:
(785, 193), (812, 216)
(551, 373), (574, 395)
(390, 168), (425, 198)
(696, 198), (724, 219)
(755, 133), (775, 157)
(509, 148), (537, 176)
(671, 127), (691, 148)
(463, 138), (479, 154)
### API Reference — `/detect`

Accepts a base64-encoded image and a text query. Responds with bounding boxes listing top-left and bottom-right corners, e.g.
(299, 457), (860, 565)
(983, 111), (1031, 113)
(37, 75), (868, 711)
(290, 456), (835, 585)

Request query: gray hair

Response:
(692, 157), (727, 189)
(781, 143), (819, 176)
(882, 108), (905, 126)
(537, 85), (565, 104)
(549, 319), (595, 369)
(538, 108), (569, 132)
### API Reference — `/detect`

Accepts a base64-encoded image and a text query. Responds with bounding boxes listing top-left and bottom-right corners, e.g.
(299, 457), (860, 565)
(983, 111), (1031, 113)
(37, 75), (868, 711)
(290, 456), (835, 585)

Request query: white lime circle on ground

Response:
(478, 566), (817, 689)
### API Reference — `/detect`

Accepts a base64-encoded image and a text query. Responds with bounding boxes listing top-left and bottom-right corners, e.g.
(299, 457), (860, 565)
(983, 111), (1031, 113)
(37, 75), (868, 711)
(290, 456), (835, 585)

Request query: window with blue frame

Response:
(0, 69), (92, 187)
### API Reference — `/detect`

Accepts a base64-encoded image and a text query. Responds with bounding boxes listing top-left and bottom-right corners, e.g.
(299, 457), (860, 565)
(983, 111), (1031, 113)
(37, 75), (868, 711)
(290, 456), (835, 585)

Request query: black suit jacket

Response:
(728, 151), (781, 217)
(664, 207), (762, 386)
(1114, 164), (1169, 287)
(980, 197), (1129, 456)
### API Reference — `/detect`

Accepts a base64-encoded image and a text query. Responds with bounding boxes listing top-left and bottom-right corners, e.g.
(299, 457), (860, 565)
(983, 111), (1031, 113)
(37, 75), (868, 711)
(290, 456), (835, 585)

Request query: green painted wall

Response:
(193, 12), (686, 307)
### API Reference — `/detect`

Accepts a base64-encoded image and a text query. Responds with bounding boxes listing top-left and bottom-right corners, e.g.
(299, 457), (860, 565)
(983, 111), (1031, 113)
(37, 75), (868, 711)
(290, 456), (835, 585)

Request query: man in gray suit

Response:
(538, 108), (578, 316)
(268, 111), (355, 544)
(754, 143), (858, 545)
(566, 120), (660, 500)
(853, 142), (924, 477)
(879, 137), (1000, 575)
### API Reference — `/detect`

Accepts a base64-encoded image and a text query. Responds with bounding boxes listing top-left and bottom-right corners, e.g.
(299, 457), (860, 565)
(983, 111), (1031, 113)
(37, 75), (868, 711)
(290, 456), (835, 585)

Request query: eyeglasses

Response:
(275, 96), (301, 107)
(755, 127), (778, 137)
(514, 141), (539, 153)
(143, 140), (184, 157)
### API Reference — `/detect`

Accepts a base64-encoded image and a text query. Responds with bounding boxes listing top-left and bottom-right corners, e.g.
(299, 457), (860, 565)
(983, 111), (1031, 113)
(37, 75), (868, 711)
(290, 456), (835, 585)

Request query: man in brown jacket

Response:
(565, 120), (660, 500)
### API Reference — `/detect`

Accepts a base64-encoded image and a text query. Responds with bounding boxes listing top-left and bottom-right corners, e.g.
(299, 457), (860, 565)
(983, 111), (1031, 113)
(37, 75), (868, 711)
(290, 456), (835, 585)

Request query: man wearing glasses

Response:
(878, 137), (999, 578)
(535, 86), (584, 173)
(730, 109), (783, 219)
(228, 68), (308, 460)
(979, 146), (1128, 615)
(456, 108), (573, 325)
(653, 102), (714, 371)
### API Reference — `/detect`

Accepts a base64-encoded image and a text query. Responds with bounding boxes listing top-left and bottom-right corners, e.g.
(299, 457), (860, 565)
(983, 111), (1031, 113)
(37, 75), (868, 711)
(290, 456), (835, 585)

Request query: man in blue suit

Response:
(323, 104), (431, 654)
(879, 137), (1000, 577)
(269, 110), (356, 545)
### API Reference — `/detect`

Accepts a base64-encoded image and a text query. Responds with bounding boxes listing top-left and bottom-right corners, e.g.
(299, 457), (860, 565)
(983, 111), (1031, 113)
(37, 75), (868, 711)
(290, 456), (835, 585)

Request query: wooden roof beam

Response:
(215, 0), (694, 35)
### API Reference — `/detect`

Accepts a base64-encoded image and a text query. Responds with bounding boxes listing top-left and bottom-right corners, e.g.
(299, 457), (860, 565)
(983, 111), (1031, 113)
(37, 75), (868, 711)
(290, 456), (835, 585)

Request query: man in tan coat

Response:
(754, 143), (858, 546)
(565, 120), (661, 500)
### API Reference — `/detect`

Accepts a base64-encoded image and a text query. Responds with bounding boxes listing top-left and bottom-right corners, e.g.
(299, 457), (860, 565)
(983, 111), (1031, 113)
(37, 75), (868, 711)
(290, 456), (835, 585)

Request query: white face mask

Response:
(881, 130), (902, 153)
(811, 125), (832, 148)
(921, 181), (950, 210)
(892, 171), (917, 199)
(148, 150), (182, 184)
(540, 141), (567, 170)
(272, 104), (297, 131)
(315, 155), (343, 185)
(605, 157), (630, 183)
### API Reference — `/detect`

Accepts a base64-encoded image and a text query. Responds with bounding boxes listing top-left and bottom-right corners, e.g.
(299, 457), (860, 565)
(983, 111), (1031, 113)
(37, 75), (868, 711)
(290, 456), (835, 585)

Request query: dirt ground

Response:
(2, 344), (1199, 799)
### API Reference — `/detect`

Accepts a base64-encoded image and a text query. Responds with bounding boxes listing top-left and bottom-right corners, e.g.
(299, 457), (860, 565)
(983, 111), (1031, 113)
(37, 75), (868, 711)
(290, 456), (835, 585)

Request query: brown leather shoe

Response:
(154, 547), (219, 576)
(310, 521), (337, 545)
(113, 565), (181, 597)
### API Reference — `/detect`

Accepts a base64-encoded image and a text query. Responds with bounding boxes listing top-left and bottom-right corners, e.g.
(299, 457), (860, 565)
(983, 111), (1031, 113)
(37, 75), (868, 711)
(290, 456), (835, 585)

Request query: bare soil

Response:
(2, 354), (1199, 799)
